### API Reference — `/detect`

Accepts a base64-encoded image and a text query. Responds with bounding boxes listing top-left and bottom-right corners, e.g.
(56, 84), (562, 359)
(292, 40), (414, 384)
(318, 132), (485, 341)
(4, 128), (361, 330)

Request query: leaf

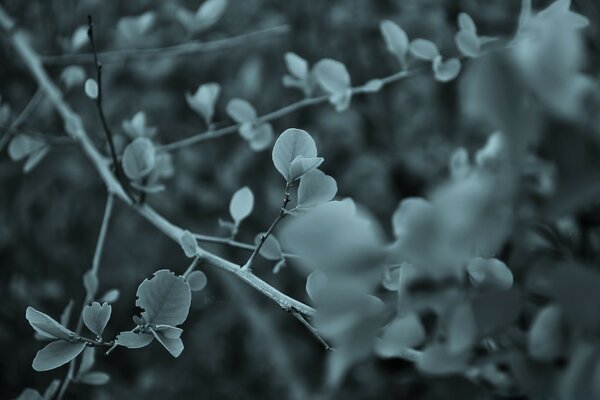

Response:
(195, 0), (228, 27)
(78, 372), (110, 385)
(455, 30), (480, 58)
(229, 186), (254, 223)
(186, 271), (207, 292)
(433, 56), (461, 82)
(122, 137), (156, 180)
(380, 20), (409, 65)
(375, 313), (425, 358)
(117, 12), (156, 43)
(528, 304), (564, 362)
(466, 257), (513, 291)
(185, 83), (221, 124)
(8, 135), (45, 161)
(285, 52), (308, 80)
(23, 146), (49, 173)
(43, 379), (60, 400)
(297, 169), (337, 208)
(328, 89), (352, 112)
(32, 341), (86, 372)
(82, 302), (111, 337)
(272, 128), (318, 182)
(313, 59), (351, 94)
(458, 12), (477, 34)
(254, 233), (282, 260)
(100, 289), (120, 303)
(226, 98), (257, 123)
(84, 79), (98, 99)
(416, 344), (469, 375)
(155, 324), (184, 339)
(179, 230), (198, 258)
(26, 307), (75, 340)
(15, 388), (43, 400)
(136, 269), (192, 326)
(447, 303), (478, 354)
(239, 122), (274, 151)
(289, 156), (324, 181)
(409, 39), (439, 61)
(121, 111), (157, 139)
(59, 301), (74, 330)
(151, 328), (184, 357)
(306, 270), (327, 303)
(115, 331), (154, 349)
(77, 347), (95, 376)
(60, 66), (86, 90)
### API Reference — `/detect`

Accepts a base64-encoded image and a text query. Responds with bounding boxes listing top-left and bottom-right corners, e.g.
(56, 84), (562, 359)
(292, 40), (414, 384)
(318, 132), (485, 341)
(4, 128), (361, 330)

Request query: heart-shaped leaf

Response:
(272, 128), (318, 182)
(32, 341), (87, 372)
(289, 156), (324, 181)
(185, 83), (220, 125)
(122, 137), (156, 180)
(82, 302), (111, 337)
(26, 307), (75, 340)
(229, 186), (254, 223)
(298, 169), (337, 207)
(433, 56), (461, 82)
(136, 269), (192, 326)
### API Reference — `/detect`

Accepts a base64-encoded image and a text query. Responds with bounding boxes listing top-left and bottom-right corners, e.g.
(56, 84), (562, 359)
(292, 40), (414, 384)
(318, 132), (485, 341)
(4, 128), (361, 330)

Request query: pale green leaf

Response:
(26, 307), (75, 340)
(186, 270), (207, 292)
(82, 302), (111, 337)
(409, 39), (439, 60)
(313, 59), (351, 94)
(229, 186), (254, 223)
(179, 230), (198, 258)
(136, 269), (192, 326)
(272, 128), (318, 182)
(297, 169), (337, 207)
(32, 341), (86, 372)
(115, 331), (154, 349)
(226, 98), (257, 123)
(122, 137), (156, 180)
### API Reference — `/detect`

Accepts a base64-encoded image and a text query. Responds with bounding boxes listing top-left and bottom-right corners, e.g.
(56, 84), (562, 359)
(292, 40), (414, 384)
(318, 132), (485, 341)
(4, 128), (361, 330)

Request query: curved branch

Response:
(0, 6), (315, 318)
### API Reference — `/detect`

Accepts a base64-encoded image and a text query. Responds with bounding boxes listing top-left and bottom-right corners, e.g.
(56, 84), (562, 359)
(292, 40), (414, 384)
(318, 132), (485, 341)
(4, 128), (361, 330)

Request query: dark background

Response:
(2, 0), (600, 399)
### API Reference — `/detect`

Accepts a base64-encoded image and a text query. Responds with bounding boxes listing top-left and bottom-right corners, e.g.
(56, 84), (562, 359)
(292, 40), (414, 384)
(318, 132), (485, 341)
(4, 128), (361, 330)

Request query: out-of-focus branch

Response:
(40, 25), (290, 65)
(157, 69), (420, 153)
(0, 88), (44, 153)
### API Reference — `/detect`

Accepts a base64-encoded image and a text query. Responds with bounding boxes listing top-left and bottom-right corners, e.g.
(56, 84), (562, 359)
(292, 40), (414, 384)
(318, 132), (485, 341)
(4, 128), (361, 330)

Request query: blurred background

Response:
(2, 0), (600, 398)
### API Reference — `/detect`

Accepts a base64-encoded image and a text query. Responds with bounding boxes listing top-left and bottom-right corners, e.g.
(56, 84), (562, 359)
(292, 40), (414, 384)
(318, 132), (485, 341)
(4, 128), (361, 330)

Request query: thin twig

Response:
(193, 233), (299, 259)
(291, 311), (331, 351)
(0, 88), (44, 153)
(57, 193), (115, 400)
(157, 69), (423, 153)
(242, 182), (292, 270)
(182, 256), (201, 279)
(41, 25), (290, 65)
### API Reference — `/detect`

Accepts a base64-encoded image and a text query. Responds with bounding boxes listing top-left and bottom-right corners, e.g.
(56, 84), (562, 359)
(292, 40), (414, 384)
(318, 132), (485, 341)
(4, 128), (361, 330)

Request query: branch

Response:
(193, 233), (299, 259)
(0, 5), (315, 318)
(57, 193), (115, 400)
(157, 70), (421, 153)
(0, 87), (44, 153)
(40, 25), (290, 65)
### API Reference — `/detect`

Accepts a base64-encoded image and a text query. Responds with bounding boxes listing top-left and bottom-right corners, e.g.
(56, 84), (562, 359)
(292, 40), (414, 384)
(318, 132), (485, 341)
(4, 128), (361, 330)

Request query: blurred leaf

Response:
(306, 270), (327, 303)
(254, 233), (282, 260)
(380, 20), (409, 66)
(82, 302), (111, 337)
(100, 289), (120, 303)
(362, 79), (383, 93)
(433, 56), (461, 82)
(195, 0), (228, 29)
(272, 128), (318, 182)
(416, 344), (469, 375)
(32, 341), (86, 371)
(77, 347), (95, 376)
(179, 230), (198, 258)
(83, 270), (98, 299)
(313, 59), (351, 94)
(78, 372), (110, 385)
(458, 13), (477, 33)
(84, 79), (98, 99)
(466, 257), (513, 291)
(528, 304), (564, 361)
(136, 269), (191, 326)
(60, 66), (86, 90)
(8, 135), (44, 161)
(186, 271), (207, 292)
(226, 98), (257, 123)
(122, 137), (156, 180)
(121, 112), (157, 139)
(375, 313), (425, 358)
(447, 302), (477, 354)
(185, 83), (220, 125)
(229, 186), (254, 223)
(297, 169), (337, 208)
(59, 300), (74, 328)
(26, 307), (75, 340)
(455, 31), (480, 58)
(117, 12), (156, 44)
(285, 52), (308, 80)
(15, 388), (43, 400)
(289, 156), (323, 181)
(409, 39), (439, 61)
(70, 26), (87, 51)
(23, 145), (49, 173)
(43, 380), (60, 400)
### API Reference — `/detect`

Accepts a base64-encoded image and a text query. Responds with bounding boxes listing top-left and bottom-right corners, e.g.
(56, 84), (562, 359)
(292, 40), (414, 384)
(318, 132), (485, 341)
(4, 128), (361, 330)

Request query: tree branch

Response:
(41, 25), (290, 65)
(0, 5), (315, 318)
